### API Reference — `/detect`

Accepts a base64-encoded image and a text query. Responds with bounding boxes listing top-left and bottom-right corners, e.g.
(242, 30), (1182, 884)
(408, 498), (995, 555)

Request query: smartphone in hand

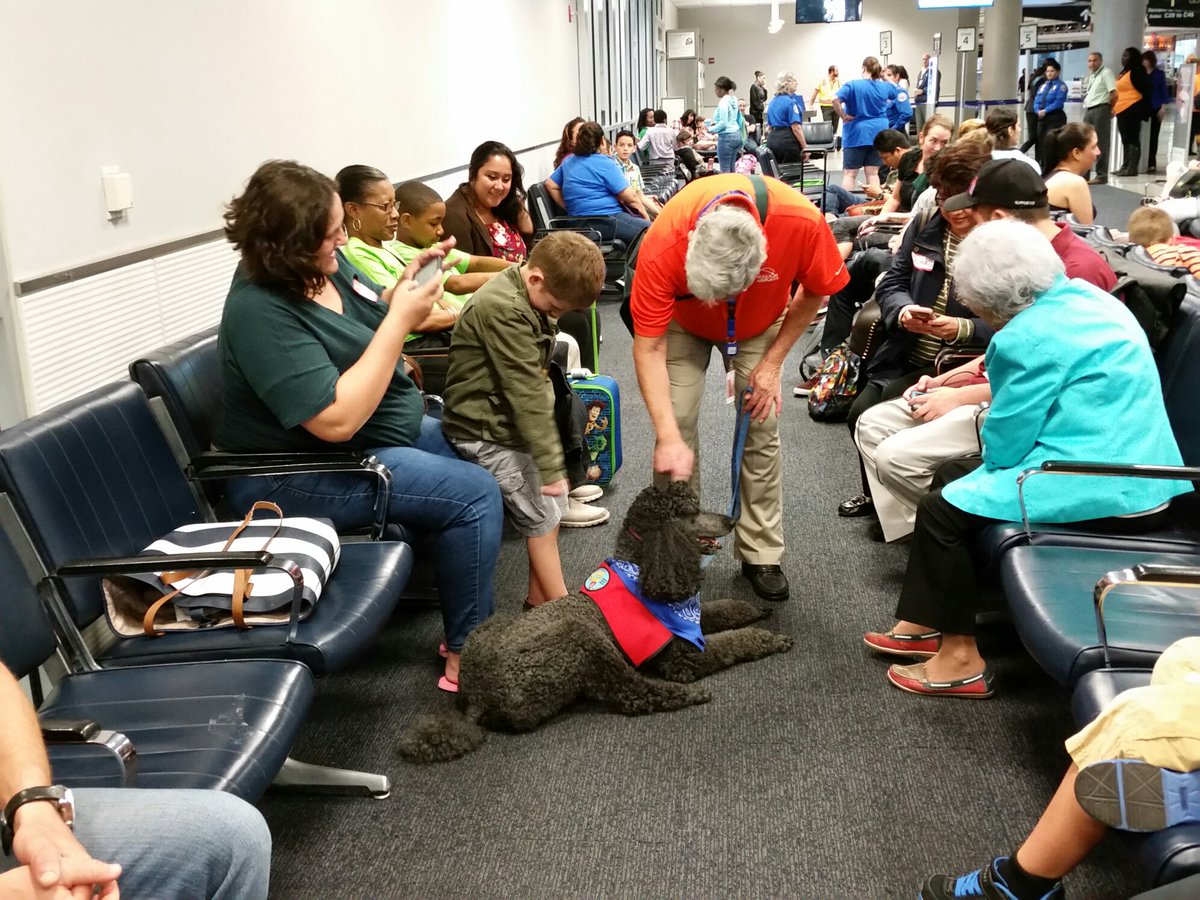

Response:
(907, 306), (936, 320)
(413, 257), (442, 287)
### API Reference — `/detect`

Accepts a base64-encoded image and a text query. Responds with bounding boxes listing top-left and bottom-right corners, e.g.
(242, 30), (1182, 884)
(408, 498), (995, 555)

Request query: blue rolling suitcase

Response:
(567, 371), (622, 486)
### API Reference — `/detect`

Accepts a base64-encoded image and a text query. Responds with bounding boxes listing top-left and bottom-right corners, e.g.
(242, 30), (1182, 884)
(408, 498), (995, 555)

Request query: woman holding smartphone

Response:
(217, 159), (504, 691)
(837, 140), (994, 520)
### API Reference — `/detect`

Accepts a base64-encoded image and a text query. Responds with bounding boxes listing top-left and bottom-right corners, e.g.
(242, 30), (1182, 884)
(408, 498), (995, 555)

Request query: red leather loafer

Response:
(886, 662), (995, 699)
(863, 629), (941, 658)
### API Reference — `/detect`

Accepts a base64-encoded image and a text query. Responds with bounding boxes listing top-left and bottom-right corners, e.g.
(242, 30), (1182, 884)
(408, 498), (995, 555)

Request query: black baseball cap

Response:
(942, 158), (1049, 213)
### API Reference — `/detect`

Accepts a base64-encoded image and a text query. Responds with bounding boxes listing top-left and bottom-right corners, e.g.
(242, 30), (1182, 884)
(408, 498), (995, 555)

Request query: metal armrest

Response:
(41, 719), (138, 787)
(537, 225), (605, 247)
(189, 451), (392, 539)
(1093, 563), (1200, 668)
(191, 450), (368, 470)
(1040, 461), (1200, 481)
(548, 215), (621, 247)
(54, 550), (307, 642)
(1016, 461), (1200, 542)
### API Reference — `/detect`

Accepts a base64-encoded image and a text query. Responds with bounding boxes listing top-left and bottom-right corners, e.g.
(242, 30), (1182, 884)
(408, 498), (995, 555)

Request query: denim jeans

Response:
(822, 184), (867, 215)
(595, 211), (651, 247)
(717, 131), (741, 173)
(0, 789), (271, 899)
(225, 416), (502, 651)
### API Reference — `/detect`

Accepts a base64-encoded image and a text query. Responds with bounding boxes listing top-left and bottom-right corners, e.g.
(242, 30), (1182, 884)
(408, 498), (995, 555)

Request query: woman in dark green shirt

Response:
(219, 160), (503, 692)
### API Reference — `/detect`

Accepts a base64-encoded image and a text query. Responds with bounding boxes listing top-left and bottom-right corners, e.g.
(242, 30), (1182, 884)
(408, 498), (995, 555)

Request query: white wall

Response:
(0, 0), (581, 283)
(678, 0), (962, 115)
(664, 0), (680, 30)
(0, 0), (583, 425)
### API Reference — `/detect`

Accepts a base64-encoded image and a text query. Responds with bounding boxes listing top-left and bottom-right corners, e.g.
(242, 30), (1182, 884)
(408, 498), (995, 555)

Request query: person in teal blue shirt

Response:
(705, 75), (743, 172)
(865, 220), (1191, 700)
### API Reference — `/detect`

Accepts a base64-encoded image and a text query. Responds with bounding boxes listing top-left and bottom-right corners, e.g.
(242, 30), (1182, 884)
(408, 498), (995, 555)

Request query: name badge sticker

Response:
(352, 278), (379, 302)
(911, 252), (935, 272)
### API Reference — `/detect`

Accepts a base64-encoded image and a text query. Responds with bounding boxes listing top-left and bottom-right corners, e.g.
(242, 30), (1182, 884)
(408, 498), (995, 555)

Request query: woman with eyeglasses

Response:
(338, 165), (511, 351)
(217, 159), (503, 692)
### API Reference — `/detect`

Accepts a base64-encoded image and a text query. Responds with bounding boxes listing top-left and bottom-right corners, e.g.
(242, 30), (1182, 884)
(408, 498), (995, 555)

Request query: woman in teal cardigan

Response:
(864, 219), (1191, 699)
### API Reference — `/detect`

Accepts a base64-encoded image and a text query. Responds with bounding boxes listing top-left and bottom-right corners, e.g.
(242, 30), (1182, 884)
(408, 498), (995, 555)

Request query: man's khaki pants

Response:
(655, 316), (784, 564)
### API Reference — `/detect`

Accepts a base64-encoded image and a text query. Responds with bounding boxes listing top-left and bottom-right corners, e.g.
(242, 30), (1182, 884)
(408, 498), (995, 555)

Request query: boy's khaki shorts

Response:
(449, 438), (567, 537)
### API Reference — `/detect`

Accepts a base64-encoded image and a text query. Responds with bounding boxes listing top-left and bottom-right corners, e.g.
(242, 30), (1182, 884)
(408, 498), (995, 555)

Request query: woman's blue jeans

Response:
(594, 211), (651, 247)
(225, 416), (502, 651)
(717, 132), (741, 173)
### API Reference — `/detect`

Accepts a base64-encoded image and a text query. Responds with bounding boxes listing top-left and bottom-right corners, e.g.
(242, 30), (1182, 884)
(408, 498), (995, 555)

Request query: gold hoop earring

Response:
(351, 217), (362, 231)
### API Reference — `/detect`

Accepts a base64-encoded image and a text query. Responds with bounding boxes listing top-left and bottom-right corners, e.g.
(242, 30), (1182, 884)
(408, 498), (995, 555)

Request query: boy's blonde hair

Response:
(1127, 206), (1175, 247)
(956, 118), (986, 140)
(528, 231), (606, 308)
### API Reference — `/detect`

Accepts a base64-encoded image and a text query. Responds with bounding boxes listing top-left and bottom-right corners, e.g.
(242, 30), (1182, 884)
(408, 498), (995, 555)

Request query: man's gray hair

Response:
(953, 220), (1064, 323)
(685, 205), (767, 303)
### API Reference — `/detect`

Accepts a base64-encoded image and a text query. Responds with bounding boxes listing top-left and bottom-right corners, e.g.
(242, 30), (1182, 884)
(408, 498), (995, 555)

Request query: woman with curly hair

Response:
(217, 159), (503, 692)
(553, 116), (584, 169)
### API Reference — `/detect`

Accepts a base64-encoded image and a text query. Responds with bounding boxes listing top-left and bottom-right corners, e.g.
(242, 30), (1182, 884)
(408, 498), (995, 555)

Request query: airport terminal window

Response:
(580, 0), (655, 129)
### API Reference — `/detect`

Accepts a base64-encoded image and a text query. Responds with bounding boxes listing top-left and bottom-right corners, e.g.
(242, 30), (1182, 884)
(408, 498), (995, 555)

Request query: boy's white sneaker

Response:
(568, 484), (604, 503)
(561, 497), (610, 528)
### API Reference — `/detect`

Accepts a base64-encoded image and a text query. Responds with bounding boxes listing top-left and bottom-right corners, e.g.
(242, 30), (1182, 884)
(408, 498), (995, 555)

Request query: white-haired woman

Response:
(627, 174), (850, 602)
(765, 72), (807, 164)
(863, 220), (1191, 699)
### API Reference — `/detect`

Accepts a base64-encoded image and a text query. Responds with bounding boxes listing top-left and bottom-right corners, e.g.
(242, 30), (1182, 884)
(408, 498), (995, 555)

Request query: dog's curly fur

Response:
(400, 483), (794, 763)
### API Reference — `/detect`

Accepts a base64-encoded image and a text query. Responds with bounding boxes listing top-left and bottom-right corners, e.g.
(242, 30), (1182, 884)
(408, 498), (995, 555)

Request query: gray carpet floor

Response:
(260, 259), (1148, 897)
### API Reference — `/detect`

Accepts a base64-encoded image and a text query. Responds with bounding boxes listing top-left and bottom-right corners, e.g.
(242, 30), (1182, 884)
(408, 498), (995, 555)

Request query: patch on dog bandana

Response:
(580, 558), (705, 666)
(584, 567), (611, 591)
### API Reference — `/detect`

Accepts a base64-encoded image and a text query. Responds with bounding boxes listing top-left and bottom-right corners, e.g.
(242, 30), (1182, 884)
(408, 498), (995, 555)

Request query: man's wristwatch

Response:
(1, 785), (75, 856)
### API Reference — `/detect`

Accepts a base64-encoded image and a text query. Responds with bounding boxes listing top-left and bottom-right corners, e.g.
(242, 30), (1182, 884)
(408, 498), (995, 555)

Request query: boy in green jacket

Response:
(443, 231), (606, 609)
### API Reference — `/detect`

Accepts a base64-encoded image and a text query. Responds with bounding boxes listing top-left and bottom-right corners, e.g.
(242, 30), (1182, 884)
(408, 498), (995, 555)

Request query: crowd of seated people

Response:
(338, 167), (512, 351)
(544, 121), (652, 245)
(11, 84), (1197, 899)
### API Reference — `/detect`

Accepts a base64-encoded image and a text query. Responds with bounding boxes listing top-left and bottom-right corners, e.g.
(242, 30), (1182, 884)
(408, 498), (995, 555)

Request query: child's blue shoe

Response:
(920, 857), (1064, 899)
(1076, 759), (1200, 832)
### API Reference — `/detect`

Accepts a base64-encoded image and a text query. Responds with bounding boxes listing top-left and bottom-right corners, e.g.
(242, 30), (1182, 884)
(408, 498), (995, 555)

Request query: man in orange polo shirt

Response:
(630, 174), (849, 600)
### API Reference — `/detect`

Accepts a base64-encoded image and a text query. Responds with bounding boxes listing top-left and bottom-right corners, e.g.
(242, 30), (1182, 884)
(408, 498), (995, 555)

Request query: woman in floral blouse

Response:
(442, 141), (535, 263)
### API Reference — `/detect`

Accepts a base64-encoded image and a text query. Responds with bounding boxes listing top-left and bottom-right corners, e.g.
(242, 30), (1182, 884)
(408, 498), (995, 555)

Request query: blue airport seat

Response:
(0, 512), (313, 800)
(1001, 546), (1200, 687)
(0, 380), (412, 678)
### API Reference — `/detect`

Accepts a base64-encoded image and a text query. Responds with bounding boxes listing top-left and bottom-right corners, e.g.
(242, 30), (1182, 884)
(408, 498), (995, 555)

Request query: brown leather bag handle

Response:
(144, 502), (283, 636)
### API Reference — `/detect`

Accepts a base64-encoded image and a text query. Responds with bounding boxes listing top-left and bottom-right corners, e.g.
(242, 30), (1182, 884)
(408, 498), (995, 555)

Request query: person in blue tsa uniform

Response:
(1033, 58), (1069, 173)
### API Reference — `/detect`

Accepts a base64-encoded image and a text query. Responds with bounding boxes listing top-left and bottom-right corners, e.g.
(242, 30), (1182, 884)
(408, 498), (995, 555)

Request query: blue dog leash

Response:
(728, 388), (752, 521)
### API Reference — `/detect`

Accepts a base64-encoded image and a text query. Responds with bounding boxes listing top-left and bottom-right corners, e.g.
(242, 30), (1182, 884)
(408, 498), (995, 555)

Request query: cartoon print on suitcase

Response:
(569, 373), (622, 485)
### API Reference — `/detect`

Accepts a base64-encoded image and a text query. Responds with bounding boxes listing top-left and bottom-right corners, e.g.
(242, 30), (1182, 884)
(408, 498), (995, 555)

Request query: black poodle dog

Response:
(400, 482), (794, 763)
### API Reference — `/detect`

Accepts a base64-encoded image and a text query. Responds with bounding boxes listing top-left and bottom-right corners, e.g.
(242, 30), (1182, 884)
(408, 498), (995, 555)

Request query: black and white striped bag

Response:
(102, 501), (339, 637)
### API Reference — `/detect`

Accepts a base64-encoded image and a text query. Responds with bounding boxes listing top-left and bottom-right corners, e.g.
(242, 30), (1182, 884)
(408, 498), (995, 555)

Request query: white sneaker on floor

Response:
(569, 484), (604, 503)
(561, 497), (610, 528)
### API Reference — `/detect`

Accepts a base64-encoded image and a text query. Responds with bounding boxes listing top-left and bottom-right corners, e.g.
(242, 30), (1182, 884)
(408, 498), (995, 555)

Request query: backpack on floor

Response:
(567, 371), (622, 485)
(806, 300), (882, 423)
(805, 344), (863, 422)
